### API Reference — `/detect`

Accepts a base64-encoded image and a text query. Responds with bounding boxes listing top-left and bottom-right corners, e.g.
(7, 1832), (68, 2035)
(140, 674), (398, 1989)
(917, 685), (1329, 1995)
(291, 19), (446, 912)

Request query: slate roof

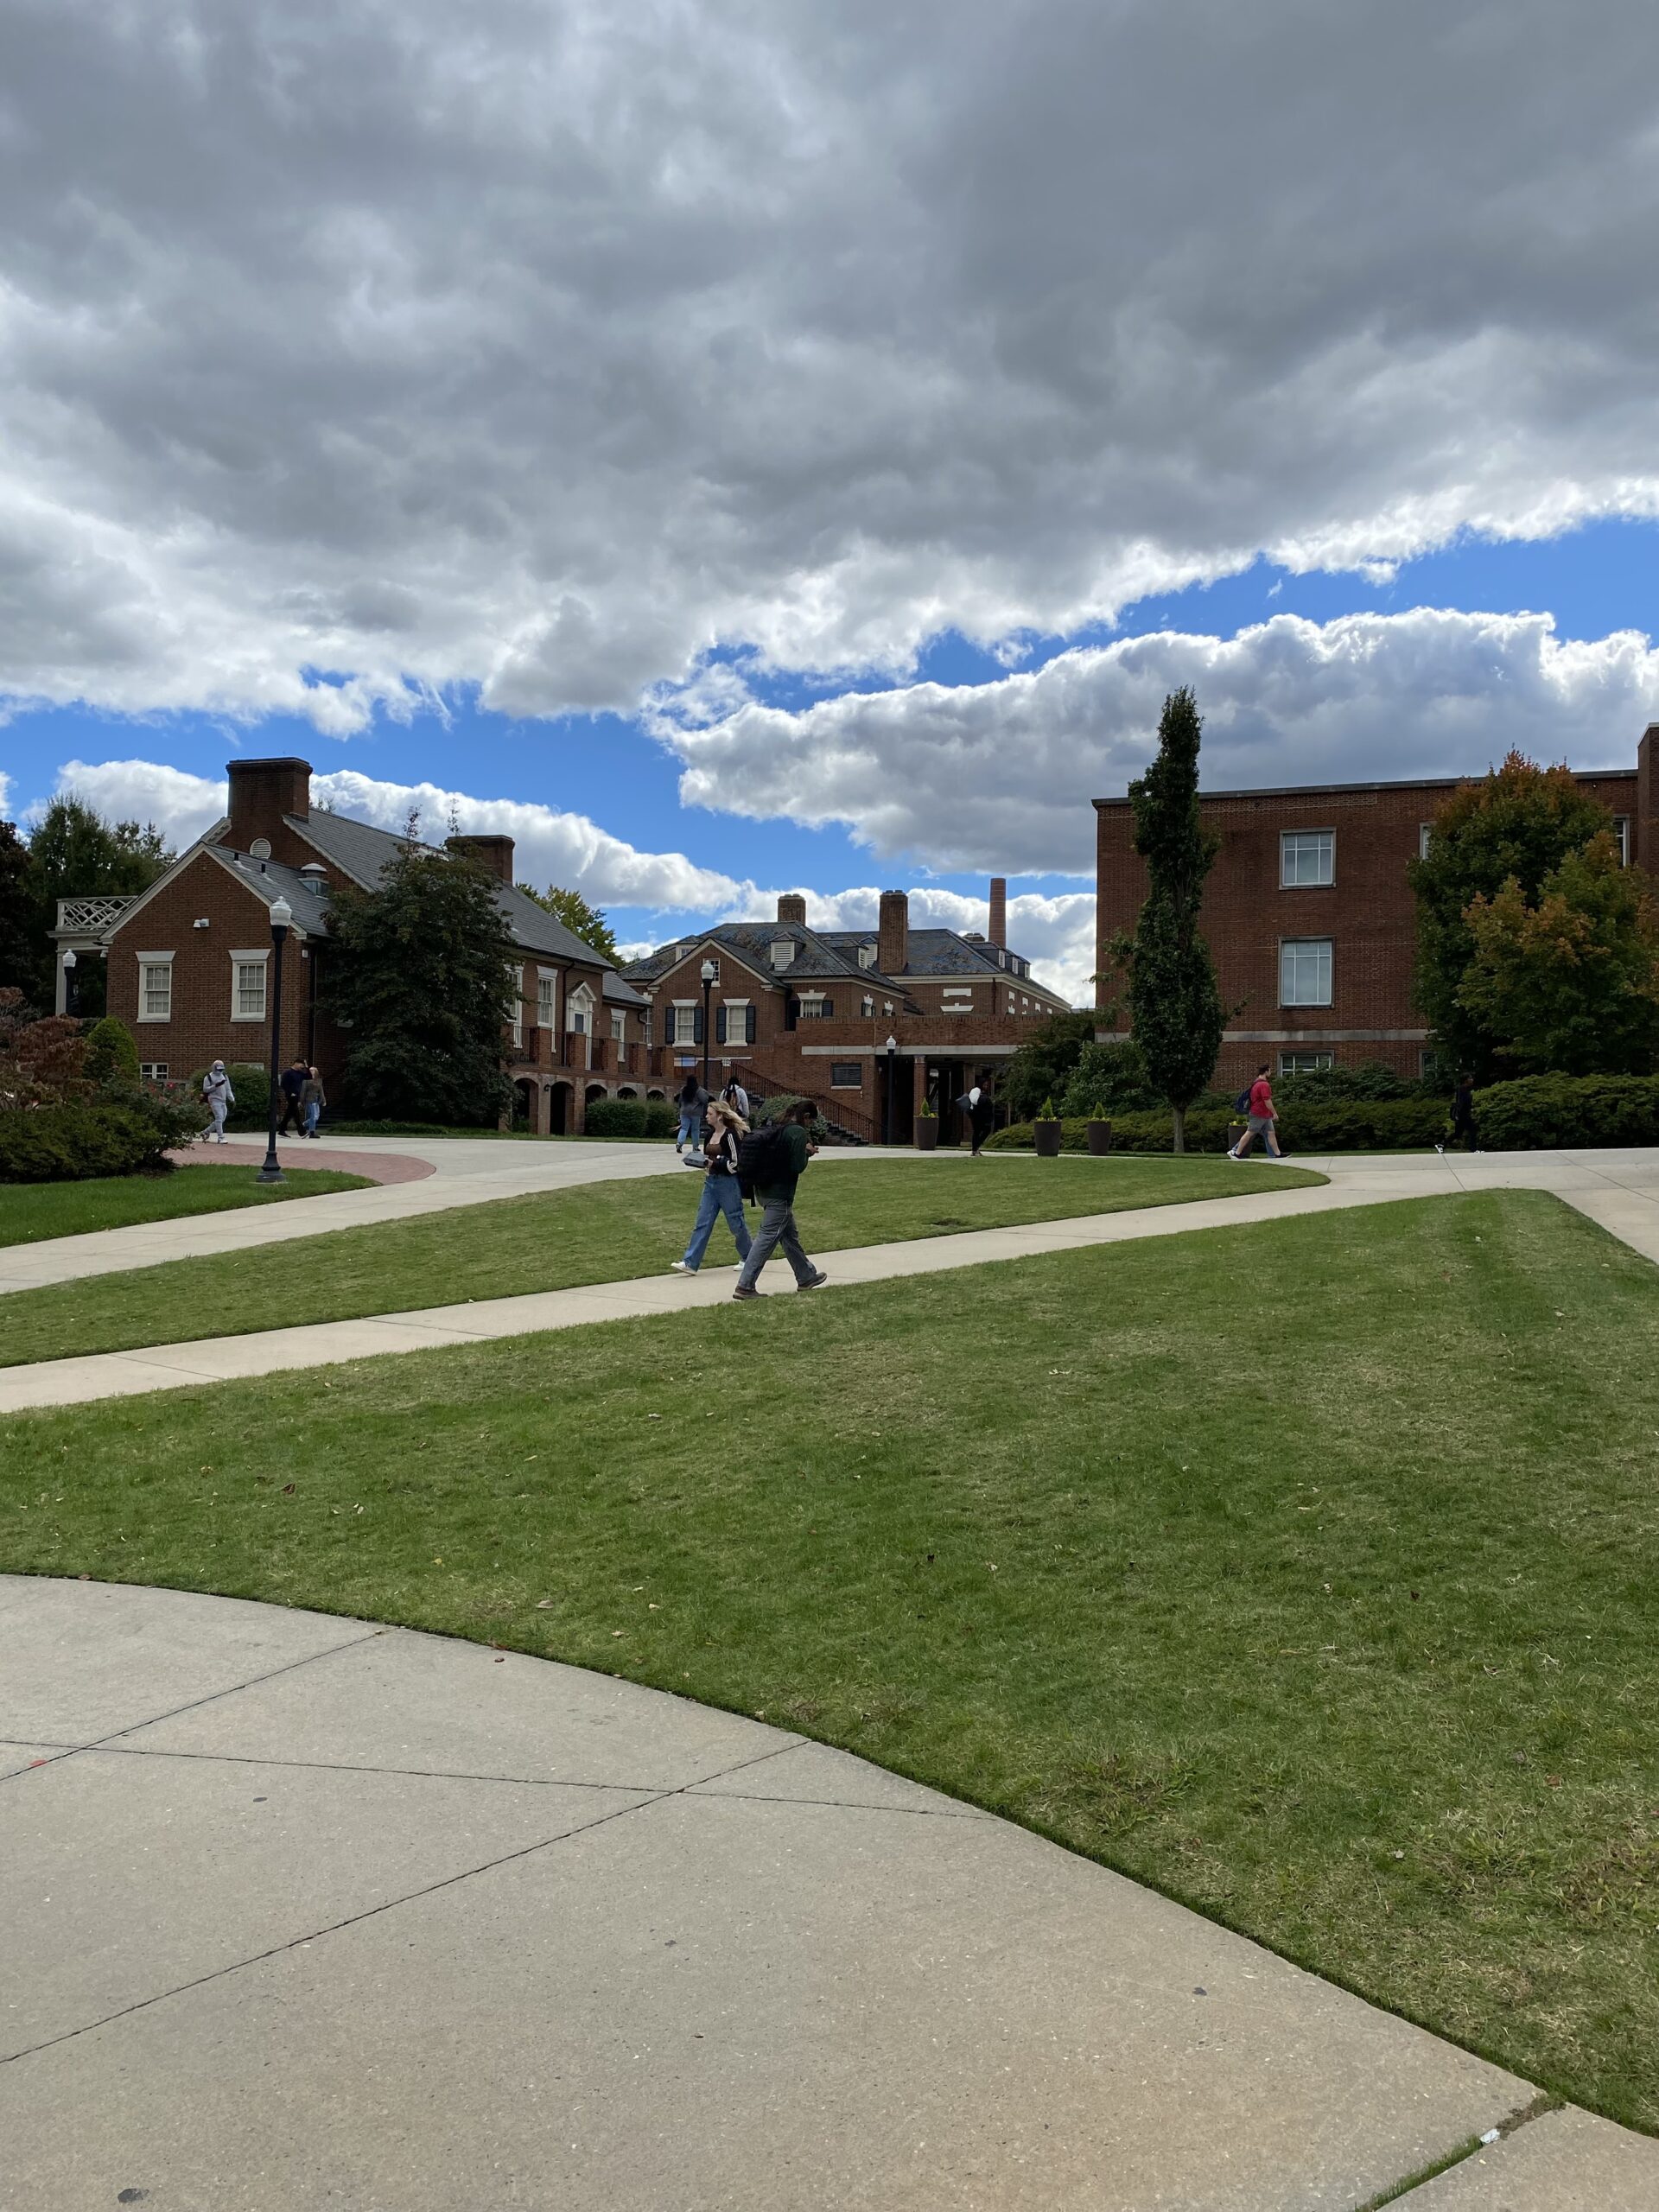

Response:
(211, 849), (334, 937)
(621, 920), (892, 988)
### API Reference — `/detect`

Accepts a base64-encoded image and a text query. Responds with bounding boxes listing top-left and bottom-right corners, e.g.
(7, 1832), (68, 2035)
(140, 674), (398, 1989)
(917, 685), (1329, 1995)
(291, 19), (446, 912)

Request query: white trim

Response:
(136, 950), (175, 1023)
(230, 947), (270, 1022)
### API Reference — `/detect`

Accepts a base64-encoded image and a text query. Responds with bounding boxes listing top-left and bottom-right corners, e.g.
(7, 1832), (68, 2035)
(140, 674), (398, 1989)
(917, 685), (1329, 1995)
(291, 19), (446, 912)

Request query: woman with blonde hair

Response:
(669, 1099), (753, 1274)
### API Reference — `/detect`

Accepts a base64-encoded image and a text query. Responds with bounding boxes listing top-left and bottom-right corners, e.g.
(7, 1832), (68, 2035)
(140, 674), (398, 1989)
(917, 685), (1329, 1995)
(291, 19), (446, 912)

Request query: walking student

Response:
(732, 1100), (828, 1301)
(674, 1072), (709, 1154)
(201, 1059), (234, 1142)
(721, 1074), (751, 1121)
(1228, 1063), (1287, 1160)
(966, 1079), (995, 1157)
(301, 1065), (327, 1138)
(1436, 1072), (1479, 1154)
(277, 1057), (308, 1136)
(670, 1101), (753, 1275)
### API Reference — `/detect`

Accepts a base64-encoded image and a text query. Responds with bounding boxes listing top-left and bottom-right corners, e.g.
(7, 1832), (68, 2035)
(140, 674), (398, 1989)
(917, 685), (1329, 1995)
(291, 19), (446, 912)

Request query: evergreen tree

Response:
(1410, 753), (1613, 1078)
(1003, 1008), (1097, 1120)
(516, 882), (620, 962)
(325, 842), (518, 1125)
(1108, 687), (1225, 1153)
(0, 821), (49, 1011)
(29, 798), (171, 902)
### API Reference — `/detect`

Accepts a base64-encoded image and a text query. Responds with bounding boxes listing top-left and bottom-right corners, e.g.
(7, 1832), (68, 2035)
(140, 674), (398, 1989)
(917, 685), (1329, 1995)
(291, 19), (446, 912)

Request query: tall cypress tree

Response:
(1110, 687), (1225, 1154)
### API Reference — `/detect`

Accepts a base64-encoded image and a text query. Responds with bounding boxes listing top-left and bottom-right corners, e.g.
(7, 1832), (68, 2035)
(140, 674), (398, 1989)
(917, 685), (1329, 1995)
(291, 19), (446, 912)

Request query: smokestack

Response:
(776, 893), (808, 925)
(447, 833), (515, 884)
(226, 757), (311, 849)
(988, 877), (1007, 949)
(877, 888), (909, 977)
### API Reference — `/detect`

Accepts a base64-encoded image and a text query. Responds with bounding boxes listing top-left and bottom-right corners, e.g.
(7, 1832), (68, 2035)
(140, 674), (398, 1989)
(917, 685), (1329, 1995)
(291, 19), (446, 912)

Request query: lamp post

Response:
(884, 1032), (898, 1147)
(699, 957), (716, 1094)
(257, 897), (293, 1185)
(60, 949), (77, 1019)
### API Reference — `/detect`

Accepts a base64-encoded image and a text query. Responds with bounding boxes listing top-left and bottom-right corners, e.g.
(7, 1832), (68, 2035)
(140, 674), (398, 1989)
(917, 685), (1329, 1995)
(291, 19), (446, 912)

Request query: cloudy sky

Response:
(3, 0), (1658, 1001)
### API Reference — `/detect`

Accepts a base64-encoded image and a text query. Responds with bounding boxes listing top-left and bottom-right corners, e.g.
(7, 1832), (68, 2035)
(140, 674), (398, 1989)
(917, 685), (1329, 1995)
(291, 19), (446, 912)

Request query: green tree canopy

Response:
(325, 842), (518, 1126)
(0, 821), (50, 1011)
(1108, 687), (1225, 1152)
(516, 883), (619, 962)
(29, 798), (172, 903)
(1459, 833), (1659, 1077)
(1410, 753), (1614, 1077)
(1002, 1008), (1098, 1120)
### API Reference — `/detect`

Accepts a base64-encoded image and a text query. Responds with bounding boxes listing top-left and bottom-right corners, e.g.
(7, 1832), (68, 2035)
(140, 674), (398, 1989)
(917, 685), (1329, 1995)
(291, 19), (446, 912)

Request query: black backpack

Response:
(1234, 1086), (1253, 1114)
(734, 1122), (791, 1199)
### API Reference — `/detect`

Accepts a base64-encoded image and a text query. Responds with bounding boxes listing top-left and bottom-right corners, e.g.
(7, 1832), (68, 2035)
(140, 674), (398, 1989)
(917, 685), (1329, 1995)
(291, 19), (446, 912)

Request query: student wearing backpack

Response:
(1228, 1064), (1287, 1160)
(732, 1100), (829, 1301)
(201, 1060), (234, 1142)
(669, 1102), (753, 1274)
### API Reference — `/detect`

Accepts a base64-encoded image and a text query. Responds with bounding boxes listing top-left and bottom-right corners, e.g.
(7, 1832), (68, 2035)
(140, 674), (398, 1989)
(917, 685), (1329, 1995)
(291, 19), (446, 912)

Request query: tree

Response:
(517, 883), (619, 963)
(1410, 753), (1613, 1078)
(81, 1015), (141, 1088)
(1108, 687), (1225, 1152)
(1003, 1008), (1098, 1120)
(1459, 833), (1659, 1076)
(29, 798), (171, 903)
(0, 989), (87, 1108)
(0, 821), (49, 1011)
(325, 842), (518, 1125)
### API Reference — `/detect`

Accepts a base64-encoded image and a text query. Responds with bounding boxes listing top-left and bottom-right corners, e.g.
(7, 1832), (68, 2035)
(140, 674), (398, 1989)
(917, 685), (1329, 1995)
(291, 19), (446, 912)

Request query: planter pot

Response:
(1225, 1119), (1249, 1153)
(1033, 1121), (1064, 1157)
(913, 1116), (939, 1151)
(1086, 1118), (1112, 1157)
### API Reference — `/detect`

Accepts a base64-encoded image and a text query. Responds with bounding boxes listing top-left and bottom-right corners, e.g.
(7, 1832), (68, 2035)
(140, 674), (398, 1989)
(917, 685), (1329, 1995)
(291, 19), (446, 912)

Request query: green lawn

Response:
(0, 1154), (1317, 1367)
(0, 1166), (372, 1249)
(3, 1187), (1655, 2130)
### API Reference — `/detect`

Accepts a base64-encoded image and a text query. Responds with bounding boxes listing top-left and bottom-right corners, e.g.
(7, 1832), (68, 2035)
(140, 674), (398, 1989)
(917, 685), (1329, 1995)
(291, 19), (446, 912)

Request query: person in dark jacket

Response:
(965, 1079), (995, 1156)
(277, 1058), (308, 1135)
(670, 1102), (753, 1274)
(300, 1065), (327, 1138)
(1436, 1073), (1479, 1154)
(675, 1073), (709, 1154)
(732, 1101), (828, 1300)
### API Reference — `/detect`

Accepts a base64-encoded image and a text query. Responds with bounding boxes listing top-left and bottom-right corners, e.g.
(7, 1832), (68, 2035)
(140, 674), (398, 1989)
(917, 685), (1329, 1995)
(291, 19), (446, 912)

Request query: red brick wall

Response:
(1096, 765), (1642, 1084)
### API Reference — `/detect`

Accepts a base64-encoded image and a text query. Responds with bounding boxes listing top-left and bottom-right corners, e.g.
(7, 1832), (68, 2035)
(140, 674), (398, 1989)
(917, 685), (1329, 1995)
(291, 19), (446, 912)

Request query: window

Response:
(717, 999), (753, 1047)
(1281, 830), (1334, 887)
(830, 1062), (863, 1089)
(1419, 823), (1433, 860)
(667, 1002), (696, 1045)
(857, 944), (876, 969)
(137, 954), (175, 1022)
(1280, 938), (1332, 1007)
(139, 1061), (168, 1080)
(1614, 816), (1630, 867)
(228, 950), (267, 1022)
(537, 972), (556, 1027)
(612, 1010), (626, 1045)
(567, 984), (594, 1036)
(702, 958), (721, 984)
(1278, 1051), (1334, 1075)
(798, 994), (832, 1019)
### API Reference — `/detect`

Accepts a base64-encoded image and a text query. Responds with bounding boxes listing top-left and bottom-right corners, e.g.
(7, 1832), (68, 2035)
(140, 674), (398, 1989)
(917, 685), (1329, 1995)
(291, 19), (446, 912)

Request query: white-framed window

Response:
(797, 992), (831, 1019)
(567, 982), (594, 1035)
(139, 1061), (168, 1080)
(537, 970), (556, 1027)
(229, 950), (268, 1022)
(136, 951), (175, 1022)
(611, 1010), (626, 1045)
(1280, 938), (1333, 1007)
(666, 1001), (696, 1046)
(1278, 1051), (1335, 1075)
(1614, 817), (1630, 867)
(1419, 822), (1433, 860)
(830, 1062), (863, 1088)
(1281, 830), (1334, 887)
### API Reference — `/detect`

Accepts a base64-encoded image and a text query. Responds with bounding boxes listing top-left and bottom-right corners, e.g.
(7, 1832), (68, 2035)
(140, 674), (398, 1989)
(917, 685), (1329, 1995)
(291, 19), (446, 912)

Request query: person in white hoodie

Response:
(201, 1060), (234, 1143)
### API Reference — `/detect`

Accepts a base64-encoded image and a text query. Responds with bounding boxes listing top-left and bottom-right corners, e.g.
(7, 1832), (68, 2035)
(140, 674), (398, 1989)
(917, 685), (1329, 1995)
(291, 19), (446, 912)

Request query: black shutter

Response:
(746, 1005), (757, 1046)
(693, 1005), (704, 1045)
(716, 1006), (728, 1045)
(821, 995), (834, 1018)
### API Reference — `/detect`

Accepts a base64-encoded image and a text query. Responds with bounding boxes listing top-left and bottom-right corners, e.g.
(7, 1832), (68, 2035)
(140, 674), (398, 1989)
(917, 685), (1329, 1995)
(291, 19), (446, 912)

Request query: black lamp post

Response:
(699, 957), (715, 1094)
(884, 1020), (898, 1147)
(257, 896), (293, 1185)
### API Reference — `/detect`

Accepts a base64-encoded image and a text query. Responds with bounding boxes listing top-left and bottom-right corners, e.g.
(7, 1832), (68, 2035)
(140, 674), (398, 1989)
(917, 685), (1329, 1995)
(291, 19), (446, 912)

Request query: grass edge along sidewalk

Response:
(0, 1154), (1321, 1368)
(3, 1187), (1655, 2134)
(0, 1166), (373, 1250)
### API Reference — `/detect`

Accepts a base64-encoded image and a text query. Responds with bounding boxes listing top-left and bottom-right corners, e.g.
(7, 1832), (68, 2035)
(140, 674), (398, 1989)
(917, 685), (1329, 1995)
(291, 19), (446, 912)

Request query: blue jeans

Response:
(735, 1198), (815, 1290)
(304, 1101), (321, 1136)
(681, 1174), (752, 1270)
(677, 1107), (700, 1148)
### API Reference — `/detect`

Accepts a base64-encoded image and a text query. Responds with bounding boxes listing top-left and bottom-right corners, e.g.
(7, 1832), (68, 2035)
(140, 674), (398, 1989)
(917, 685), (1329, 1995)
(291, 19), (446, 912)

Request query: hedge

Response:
(81, 1016), (140, 1086)
(188, 1060), (271, 1132)
(987, 1096), (1448, 1154)
(1470, 1074), (1659, 1151)
(0, 1101), (182, 1182)
(584, 1097), (648, 1139)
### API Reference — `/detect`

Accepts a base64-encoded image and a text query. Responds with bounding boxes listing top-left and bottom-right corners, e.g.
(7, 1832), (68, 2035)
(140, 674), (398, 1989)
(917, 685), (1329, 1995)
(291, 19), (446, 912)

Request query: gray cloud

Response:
(666, 609), (1659, 874)
(1, 2), (1657, 728)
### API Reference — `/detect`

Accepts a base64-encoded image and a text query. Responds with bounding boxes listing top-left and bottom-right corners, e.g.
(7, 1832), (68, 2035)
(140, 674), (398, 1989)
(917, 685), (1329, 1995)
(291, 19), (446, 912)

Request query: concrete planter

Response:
(1086, 1118), (1112, 1156)
(914, 1116), (939, 1151)
(1033, 1120), (1064, 1157)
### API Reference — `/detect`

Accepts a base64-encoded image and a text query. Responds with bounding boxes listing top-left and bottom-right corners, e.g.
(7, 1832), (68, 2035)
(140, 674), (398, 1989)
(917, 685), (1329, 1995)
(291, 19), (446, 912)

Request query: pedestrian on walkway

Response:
(721, 1074), (750, 1120)
(1228, 1064), (1287, 1160)
(675, 1072), (709, 1154)
(301, 1065), (327, 1139)
(1436, 1072), (1479, 1154)
(965, 1079), (995, 1157)
(732, 1100), (828, 1301)
(201, 1060), (234, 1142)
(277, 1058), (308, 1136)
(670, 1101), (753, 1274)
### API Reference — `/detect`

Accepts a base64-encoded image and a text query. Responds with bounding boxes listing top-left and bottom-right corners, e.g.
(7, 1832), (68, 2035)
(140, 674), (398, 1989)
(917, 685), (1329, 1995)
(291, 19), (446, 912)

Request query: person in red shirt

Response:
(1229, 1063), (1287, 1160)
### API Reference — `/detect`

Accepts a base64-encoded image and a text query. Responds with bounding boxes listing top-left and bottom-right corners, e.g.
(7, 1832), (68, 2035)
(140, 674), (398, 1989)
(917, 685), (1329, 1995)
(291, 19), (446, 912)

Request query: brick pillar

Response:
(226, 757), (311, 849)
(777, 893), (807, 924)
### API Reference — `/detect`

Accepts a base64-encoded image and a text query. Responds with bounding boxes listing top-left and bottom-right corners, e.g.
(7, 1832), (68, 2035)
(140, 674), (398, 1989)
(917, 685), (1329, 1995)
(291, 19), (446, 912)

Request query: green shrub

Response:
(0, 1100), (178, 1182)
(1471, 1073), (1659, 1151)
(81, 1015), (139, 1087)
(584, 1097), (648, 1139)
(189, 1060), (270, 1131)
(643, 1099), (677, 1139)
(987, 1096), (1446, 1154)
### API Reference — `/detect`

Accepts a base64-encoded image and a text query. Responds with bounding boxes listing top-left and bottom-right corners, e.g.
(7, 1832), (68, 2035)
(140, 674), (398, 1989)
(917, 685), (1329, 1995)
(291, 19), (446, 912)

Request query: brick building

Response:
(621, 881), (1072, 1142)
(52, 756), (650, 1135)
(1094, 722), (1659, 1088)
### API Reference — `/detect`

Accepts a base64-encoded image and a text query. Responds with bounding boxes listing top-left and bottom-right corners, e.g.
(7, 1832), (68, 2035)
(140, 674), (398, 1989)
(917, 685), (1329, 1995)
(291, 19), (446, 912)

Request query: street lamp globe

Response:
(270, 897), (294, 931)
(699, 958), (716, 983)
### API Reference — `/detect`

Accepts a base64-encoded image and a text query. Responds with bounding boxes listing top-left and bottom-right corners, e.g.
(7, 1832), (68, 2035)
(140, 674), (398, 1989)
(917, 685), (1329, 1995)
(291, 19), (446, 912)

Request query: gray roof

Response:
(286, 810), (617, 970)
(602, 970), (645, 1008)
(622, 921), (894, 989)
(211, 849), (334, 937)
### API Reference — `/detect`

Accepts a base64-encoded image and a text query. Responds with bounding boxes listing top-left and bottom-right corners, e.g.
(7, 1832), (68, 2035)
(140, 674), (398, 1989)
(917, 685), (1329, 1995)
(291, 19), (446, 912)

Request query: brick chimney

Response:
(988, 876), (1007, 949)
(776, 893), (808, 925)
(447, 833), (515, 884)
(1638, 723), (1659, 873)
(877, 888), (909, 976)
(226, 757), (311, 849)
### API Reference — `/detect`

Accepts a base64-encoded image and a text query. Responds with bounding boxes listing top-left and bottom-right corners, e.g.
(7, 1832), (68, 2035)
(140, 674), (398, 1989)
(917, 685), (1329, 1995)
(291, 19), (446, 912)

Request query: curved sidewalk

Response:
(5, 1576), (1656, 2209)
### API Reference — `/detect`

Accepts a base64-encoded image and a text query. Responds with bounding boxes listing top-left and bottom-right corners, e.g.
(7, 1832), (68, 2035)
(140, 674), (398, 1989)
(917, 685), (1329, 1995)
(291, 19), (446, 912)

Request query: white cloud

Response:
(1, 3), (1658, 728)
(667, 609), (1659, 873)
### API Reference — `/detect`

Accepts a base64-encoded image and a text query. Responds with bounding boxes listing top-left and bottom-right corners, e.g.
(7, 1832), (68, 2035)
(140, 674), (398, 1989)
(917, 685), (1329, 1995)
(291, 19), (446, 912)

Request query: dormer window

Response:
(857, 944), (876, 969)
(770, 937), (793, 972)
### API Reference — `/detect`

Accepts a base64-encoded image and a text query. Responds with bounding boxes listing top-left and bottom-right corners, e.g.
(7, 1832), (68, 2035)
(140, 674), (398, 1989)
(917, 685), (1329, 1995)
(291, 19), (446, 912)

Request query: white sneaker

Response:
(669, 1260), (696, 1274)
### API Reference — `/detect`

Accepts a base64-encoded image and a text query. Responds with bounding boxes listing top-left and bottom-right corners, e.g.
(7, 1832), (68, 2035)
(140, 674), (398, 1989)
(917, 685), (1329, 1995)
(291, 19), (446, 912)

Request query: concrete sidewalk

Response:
(4, 1575), (1655, 2210)
(10, 1150), (1659, 1412)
